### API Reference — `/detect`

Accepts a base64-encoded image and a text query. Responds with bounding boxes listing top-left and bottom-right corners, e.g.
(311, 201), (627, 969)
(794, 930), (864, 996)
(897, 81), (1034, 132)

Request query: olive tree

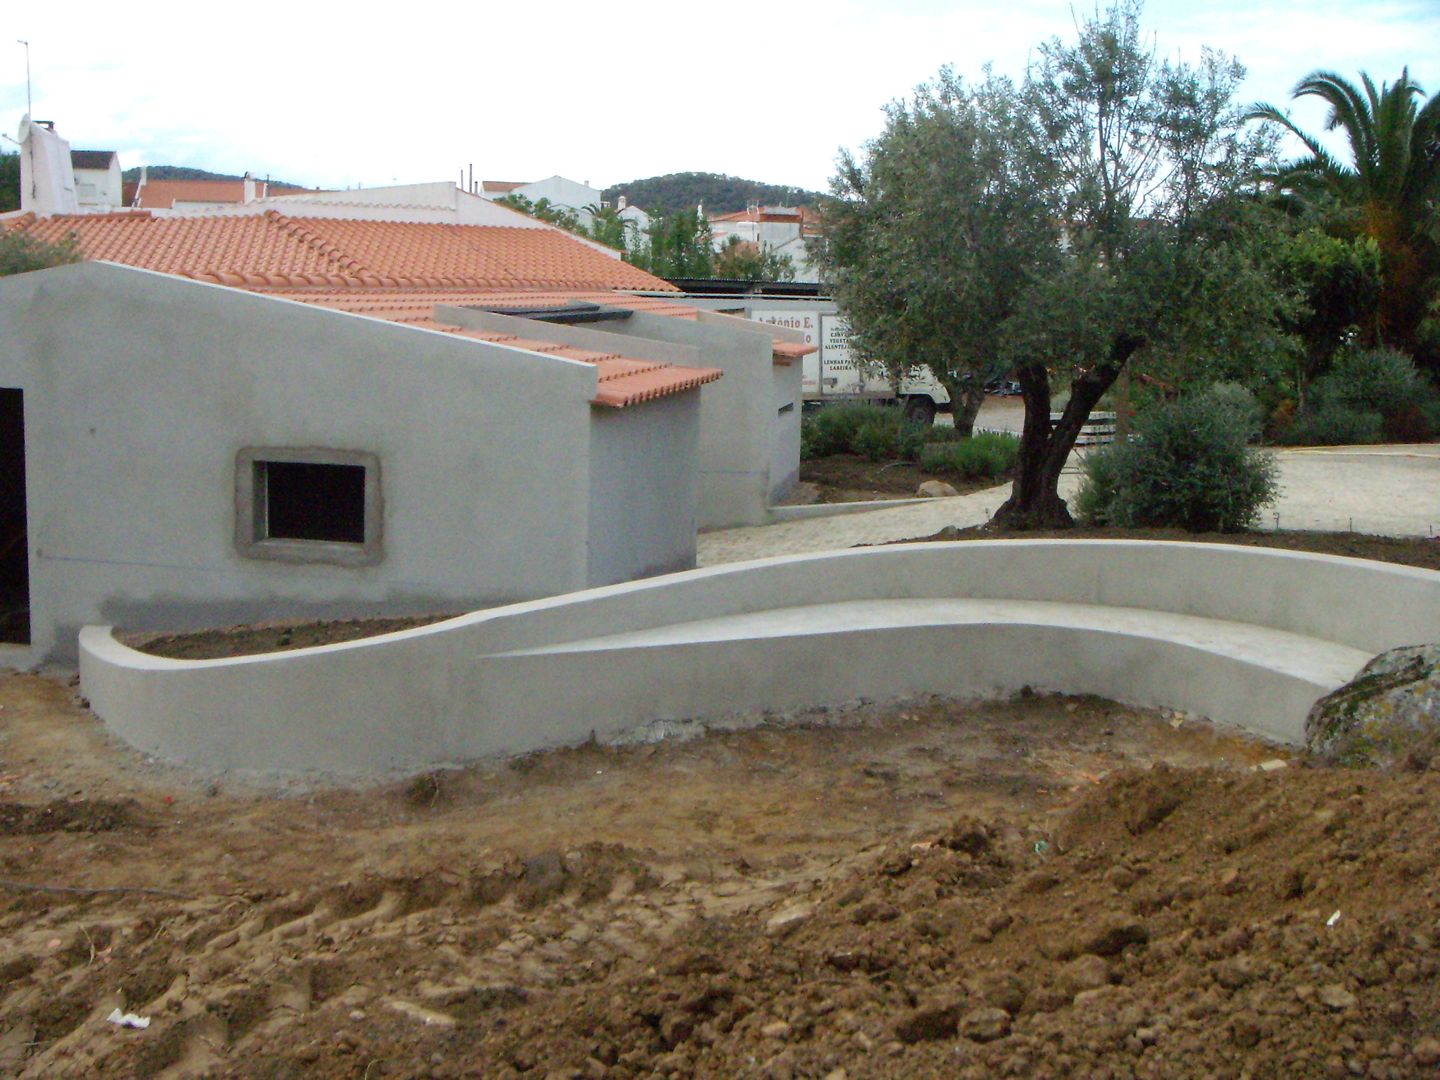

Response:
(993, 2), (1285, 527)
(816, 71), (1061, 436)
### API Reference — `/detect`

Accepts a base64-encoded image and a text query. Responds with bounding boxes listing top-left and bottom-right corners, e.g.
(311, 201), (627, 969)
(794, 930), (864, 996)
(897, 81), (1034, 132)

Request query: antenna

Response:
(17, 40), (30, 116)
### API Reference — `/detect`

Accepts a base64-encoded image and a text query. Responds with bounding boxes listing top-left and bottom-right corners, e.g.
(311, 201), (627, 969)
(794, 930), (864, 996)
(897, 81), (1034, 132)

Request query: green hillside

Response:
(602, 172), (823, 217)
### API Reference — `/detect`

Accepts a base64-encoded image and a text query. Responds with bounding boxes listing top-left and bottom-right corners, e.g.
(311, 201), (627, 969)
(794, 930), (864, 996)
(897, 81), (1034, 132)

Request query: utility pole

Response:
(17, 40), (30, 116)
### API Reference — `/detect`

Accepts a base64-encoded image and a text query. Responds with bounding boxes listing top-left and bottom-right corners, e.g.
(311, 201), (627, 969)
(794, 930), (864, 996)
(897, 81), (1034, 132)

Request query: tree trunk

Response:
(943, 378), (987, 437)
(991, 335), (1145, 530)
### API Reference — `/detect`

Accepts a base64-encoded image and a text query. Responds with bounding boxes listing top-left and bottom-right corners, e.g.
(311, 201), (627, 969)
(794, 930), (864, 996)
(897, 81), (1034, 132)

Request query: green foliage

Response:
(1312, 346), (1425, 417)
(713, 237), (795, 282)
(918, 433), (1020, 480)
(1276, 403), (1384, 446)
(1077, 392), (1280, 531)
(1247, 69), (1440, 371)
(800, 404), (926, 461)
(496, 194), (586, 234)
(0, 230), (81, 277)
(600, 172), (821, 219)
(0, 152), (19, 213)
(1204, 382), (1264, 442)
(816, 67), (1059, 413)
(1271, 228), (1384, 397)
(627, 208), (715, 279)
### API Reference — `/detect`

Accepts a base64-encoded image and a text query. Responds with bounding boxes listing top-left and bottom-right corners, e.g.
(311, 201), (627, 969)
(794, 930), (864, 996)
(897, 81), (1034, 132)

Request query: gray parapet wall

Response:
(79, 541), (1440, 778)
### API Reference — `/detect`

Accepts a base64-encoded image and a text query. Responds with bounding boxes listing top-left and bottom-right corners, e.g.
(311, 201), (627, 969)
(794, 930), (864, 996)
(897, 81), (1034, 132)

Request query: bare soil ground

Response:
(794, 455), (1009, 504)
(121, 616), (458, 663)
(3, 670), (1440, 1078)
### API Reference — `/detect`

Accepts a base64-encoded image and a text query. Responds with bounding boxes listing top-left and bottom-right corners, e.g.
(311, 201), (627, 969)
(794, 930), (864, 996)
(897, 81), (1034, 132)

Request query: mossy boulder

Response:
(1305, 645), (1440, 769)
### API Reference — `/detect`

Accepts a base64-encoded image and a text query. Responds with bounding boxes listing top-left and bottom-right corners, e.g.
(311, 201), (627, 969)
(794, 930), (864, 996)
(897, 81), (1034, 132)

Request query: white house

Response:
(710, 205), (820, 281)
(0, 262), (720, 664)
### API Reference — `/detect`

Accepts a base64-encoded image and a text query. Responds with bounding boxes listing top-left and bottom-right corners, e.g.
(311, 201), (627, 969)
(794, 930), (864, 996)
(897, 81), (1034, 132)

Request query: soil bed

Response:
(3, 671), (1439, 1077)
(796, 453), (1011, 504)
(907, 523), (1440, 571)
(119, 613), (458, 661)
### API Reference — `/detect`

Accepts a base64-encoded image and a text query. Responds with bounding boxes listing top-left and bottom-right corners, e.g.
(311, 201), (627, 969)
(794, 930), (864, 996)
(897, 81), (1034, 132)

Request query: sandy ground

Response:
(3, 671), (1439, 1077)
(700, 397), (1440, 566)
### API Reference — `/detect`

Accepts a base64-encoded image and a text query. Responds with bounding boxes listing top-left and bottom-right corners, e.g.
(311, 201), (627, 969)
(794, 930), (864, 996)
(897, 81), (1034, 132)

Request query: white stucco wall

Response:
(587, 393), (700, 585)
(436, 305), (794, 528)
(79, 541), (1440, 775)
(589, 312), (798, 527)
(0, 262), (618, 662)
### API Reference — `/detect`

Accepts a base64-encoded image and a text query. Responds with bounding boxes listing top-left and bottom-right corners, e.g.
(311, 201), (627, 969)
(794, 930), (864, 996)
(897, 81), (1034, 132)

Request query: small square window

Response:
(236, 448), (381, 566)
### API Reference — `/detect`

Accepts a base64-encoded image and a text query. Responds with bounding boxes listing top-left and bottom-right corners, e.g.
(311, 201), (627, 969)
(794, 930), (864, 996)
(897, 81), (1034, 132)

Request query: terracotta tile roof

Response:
(273, 295), (720, 408)
(262, 286), (699, 320)
(771, 340), (815, 363)
(121, 178), (310, 209)
(482, 180), (526, 194)
(16, 210), (677, 292)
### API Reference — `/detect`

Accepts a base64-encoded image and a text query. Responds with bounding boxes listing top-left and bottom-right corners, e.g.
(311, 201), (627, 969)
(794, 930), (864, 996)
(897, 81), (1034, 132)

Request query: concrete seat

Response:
(79, 541), (1440, 775)
(483, 598), (1371, 747)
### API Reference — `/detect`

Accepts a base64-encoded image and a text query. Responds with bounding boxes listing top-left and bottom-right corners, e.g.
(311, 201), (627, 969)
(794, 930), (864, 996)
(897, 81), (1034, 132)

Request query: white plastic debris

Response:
(106, 1009), (150, 1029)
(1326, 910), (1342, 928)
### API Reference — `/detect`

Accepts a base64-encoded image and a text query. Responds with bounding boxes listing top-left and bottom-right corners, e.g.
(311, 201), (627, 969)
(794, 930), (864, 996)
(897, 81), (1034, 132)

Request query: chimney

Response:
(17, 116), (79, 215)
(242, 172), (257, 203)
(617, 195), (627, 211)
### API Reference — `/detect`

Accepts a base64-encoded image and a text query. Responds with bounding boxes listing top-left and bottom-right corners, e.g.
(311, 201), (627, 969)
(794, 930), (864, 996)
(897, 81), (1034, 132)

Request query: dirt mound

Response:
(5, 672), (1440, 1077)
(0, 798), (140, 836)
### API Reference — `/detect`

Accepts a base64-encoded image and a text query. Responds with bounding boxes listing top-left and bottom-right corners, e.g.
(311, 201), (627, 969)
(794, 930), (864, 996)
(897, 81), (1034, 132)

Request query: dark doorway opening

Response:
(0, 390), (29, 644)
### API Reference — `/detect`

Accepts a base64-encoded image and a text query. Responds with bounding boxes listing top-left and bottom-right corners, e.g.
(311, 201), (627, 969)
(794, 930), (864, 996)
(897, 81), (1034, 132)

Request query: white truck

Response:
(750, 310), (952, 424)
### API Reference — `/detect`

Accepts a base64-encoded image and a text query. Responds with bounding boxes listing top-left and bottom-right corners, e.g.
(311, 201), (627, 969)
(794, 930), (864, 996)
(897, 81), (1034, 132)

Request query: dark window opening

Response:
(0, 390), (28, 644)
(259, 461), (366, 544)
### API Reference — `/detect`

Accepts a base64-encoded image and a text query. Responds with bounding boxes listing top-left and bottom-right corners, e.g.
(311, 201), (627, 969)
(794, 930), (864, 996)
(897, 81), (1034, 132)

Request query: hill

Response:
(603, 172), (824, 218)
(120, 165), (305, 187)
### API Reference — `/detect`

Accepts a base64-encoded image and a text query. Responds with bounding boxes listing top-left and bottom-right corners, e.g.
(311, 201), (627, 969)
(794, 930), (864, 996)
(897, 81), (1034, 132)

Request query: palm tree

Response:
(1248, 69), (1440, 360)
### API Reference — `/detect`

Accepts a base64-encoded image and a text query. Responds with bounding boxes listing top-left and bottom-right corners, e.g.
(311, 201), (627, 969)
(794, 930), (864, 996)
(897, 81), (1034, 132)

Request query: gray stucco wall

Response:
(436, 304), (802, 527)
(587, 392), (700, 586)
(0, 263), (626, 661)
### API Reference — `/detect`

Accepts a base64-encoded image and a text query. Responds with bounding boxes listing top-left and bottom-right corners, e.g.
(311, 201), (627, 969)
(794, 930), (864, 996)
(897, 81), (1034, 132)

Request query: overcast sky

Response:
(3, 0), (1436, 196)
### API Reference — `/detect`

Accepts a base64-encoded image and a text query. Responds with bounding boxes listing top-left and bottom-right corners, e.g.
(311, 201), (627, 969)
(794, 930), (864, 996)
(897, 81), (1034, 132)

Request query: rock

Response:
(1058, 954), (1112, 996)
(760, 1020), (792, 1040)
(917, 479), (960, 498)
(1305, 645), (1440, 768)
(959, 1006), (1011, 1043)
(895, 998), (962, 1043)
(766, 901), (815, 937)
(386, 999), (457, 1028)
(1082, 915), (1149, 957)
(1414, 1037), (1440, 1067)
(1318, 984), (1358, 1011)
(977, 971), (1027, 1016)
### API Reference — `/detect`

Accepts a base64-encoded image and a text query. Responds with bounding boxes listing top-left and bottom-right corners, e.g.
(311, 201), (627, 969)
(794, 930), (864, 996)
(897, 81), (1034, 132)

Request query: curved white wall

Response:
(79, 541), (1440, 777)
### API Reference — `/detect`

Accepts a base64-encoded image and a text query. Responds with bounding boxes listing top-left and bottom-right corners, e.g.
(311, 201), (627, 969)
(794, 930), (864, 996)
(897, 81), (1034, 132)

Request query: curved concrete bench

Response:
(78, 541), (1440, 776)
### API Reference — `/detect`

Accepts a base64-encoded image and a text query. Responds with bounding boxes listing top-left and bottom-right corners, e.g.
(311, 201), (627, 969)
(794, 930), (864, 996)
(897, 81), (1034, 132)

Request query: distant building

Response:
(70, 149), (122, 211)
(481, 175), (652, 236)
(709, 204), (821, 282)
(123, 172), (311, 211)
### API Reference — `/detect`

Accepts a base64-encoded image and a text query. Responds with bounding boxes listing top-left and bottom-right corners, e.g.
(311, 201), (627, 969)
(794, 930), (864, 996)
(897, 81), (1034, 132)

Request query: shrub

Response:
(1277, 403), (1383, 446)
(1204, 382), (1263, 442)
(1312, 346), (1424, 417)
(802, 403), (928, 462)
(1076, 393), (1278, 532)
(801, 404), (891, 458)
(918, 432), (1020, 480)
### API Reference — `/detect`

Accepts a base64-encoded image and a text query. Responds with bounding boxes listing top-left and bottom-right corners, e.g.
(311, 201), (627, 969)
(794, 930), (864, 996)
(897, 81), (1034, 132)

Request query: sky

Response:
(3, 0), (1437, 197)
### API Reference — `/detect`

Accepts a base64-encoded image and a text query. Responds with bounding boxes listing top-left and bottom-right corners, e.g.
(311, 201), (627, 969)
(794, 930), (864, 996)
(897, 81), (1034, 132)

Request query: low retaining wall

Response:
(79, 541), (1440, 777)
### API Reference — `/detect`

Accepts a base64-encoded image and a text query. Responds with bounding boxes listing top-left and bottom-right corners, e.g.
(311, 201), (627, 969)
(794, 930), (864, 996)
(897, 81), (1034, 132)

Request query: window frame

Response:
(234, 447), (383, 567)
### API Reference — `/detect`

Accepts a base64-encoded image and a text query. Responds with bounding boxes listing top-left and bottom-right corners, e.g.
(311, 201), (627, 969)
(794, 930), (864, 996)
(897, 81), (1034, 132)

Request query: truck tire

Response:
(903, 396), (937, 426)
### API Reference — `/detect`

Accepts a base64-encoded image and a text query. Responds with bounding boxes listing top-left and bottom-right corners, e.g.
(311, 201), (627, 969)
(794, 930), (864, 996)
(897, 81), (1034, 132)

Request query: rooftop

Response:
(123, 178), (312, 210)
(10, 210), (676, 292)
